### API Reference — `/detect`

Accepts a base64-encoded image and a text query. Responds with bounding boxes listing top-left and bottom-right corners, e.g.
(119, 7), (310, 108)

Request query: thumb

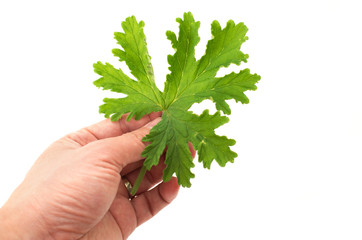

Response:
(92, 117), (162, 170)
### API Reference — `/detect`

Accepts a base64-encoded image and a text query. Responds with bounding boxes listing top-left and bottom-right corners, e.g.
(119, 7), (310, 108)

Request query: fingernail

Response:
(145, 117), (161, 129)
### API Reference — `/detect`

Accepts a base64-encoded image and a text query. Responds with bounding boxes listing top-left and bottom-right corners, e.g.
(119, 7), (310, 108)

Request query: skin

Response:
(0, 112), (195, 239)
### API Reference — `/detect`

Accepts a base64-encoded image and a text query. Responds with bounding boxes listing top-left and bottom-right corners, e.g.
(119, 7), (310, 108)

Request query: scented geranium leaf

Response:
(113, 17), (155, 86)
(142, 109), (234, 186)
(94, 62), (141, 95)
(210, 69), (260, 113)
(142, 115), (170, 169)
(194, 20), (249, 83)
(198, 134), (237, 169)
(163, 12), (200, 106)
(141, 112), (195, 187)
(174, 110), (236, 170)
(163, 136), (195, 187)
(167, 18), (255, 113)
(94, 16), (163, 121)
(198, 68), (261, 114)
(99, 97), (160, 121)
(94, 12), (261, 192)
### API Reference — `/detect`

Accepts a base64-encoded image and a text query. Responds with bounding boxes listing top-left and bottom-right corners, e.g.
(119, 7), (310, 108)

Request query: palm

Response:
(80, 188), (136, 240)
(9, 113), (188, 240)
(77, 163), (172, 240)
(54, 113), (183, 239)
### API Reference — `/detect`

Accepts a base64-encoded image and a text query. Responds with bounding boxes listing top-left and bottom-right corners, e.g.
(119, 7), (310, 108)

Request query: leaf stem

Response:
(130, 165), (147, 196)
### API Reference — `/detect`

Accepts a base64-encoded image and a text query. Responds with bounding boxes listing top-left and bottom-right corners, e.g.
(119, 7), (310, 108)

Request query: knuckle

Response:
(127, 129), (148, 148)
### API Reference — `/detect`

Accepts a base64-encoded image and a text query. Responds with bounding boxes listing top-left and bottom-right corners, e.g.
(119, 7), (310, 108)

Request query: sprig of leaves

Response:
(94, 12), (260, 194)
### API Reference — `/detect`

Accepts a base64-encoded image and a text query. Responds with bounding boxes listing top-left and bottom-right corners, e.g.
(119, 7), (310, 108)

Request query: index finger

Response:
(74, 112), (162, 143)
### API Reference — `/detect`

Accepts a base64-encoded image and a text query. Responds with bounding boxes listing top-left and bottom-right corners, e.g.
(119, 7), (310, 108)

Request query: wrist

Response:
(0, 207), (20, 239)
(0, 198), (52, 240)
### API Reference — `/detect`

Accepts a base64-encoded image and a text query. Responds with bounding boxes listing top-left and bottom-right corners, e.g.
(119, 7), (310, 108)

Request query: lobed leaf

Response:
(94, 12), (260, 189)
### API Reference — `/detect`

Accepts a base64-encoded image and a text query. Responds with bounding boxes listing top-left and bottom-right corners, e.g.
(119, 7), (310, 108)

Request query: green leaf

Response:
(167, 18), (254, 113)
(94, 16), (163, 120)
(142, 109), (234, 186)
(163, 12), (200, 106)
(94, 12), (260, 190)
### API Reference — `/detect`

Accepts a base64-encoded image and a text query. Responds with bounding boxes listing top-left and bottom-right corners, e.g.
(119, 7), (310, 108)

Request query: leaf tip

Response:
(112, 48), (126, 61)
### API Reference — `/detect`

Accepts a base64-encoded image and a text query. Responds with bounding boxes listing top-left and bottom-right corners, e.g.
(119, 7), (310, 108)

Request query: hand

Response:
(0, 112), (194, 239)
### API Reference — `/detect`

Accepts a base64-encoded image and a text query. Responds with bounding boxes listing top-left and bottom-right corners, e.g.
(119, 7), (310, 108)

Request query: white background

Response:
(1, 0), (361, 239)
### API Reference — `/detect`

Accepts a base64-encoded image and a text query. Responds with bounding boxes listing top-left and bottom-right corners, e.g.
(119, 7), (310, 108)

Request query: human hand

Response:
(0, 112), (194, 239)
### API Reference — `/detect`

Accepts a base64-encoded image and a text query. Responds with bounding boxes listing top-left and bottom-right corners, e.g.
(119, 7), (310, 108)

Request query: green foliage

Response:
(94, 12), (260, 189)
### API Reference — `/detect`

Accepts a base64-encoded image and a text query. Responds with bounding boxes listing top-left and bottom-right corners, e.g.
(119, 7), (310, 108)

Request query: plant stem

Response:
(130, 165), (147, 196)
